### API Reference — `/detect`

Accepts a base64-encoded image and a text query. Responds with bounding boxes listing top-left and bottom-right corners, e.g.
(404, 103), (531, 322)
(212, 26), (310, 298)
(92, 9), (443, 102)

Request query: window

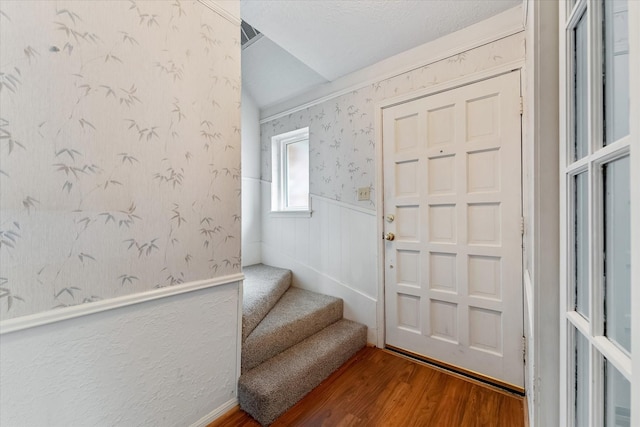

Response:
(271, 128), (310, 213)
(560, 0), (635, 426)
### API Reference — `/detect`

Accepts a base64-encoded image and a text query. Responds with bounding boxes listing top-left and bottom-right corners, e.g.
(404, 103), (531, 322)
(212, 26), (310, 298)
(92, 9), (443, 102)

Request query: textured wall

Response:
(0, 0), (241, 320)
(0, 283), (239, 426)
(260, 33), (525, 209)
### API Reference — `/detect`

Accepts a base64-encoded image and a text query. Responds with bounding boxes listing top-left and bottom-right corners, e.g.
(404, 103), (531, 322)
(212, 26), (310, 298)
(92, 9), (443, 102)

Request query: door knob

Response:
(383, 232), (395, 241)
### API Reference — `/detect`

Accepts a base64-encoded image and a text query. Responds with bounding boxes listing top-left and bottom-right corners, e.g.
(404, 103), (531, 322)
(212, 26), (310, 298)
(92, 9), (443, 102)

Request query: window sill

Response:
(269, 210), (312, 218)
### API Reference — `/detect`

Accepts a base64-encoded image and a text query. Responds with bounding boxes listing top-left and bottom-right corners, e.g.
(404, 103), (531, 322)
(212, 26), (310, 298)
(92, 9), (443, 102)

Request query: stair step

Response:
(242, 288), (343, 372)
(238, 319), (367, 426)
(242, 264), (291, 341)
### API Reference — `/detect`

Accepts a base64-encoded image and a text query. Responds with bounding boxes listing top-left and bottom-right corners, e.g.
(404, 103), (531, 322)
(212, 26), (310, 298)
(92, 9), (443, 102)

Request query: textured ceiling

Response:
(241, 0), (522, 109)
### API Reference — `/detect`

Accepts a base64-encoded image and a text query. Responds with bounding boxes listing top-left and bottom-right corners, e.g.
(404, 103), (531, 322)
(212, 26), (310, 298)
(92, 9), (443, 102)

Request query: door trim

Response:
(374, 62), (525, 352)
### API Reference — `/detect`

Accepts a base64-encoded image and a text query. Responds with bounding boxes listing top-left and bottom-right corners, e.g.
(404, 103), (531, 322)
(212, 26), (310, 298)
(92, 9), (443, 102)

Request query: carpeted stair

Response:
(242, 264), (291, 341)
(239, 264), (367, 426)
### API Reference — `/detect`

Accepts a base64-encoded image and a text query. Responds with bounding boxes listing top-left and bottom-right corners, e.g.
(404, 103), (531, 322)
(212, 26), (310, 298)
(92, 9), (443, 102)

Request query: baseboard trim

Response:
(280, 253), (377, 304)
(260, 243), (378, 344)
(190, 399), (239, 427)
(261, 243), (377, 303)
(0, 273), (244, 335)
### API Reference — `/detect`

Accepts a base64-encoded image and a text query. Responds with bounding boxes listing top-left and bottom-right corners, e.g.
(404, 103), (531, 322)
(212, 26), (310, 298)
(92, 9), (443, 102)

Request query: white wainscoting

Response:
(0, 281), (241, 427)
(261, 181), (379, 344)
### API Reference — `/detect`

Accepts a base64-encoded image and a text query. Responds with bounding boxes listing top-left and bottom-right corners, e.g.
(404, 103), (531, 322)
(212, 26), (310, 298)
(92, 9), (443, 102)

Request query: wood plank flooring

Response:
(209, 346), (525, 427)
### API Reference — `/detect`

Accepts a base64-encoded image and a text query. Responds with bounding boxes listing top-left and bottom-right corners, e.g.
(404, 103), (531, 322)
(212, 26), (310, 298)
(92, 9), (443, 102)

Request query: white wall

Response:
(242, 90), (262, 266)
(0, 282), (240, 427)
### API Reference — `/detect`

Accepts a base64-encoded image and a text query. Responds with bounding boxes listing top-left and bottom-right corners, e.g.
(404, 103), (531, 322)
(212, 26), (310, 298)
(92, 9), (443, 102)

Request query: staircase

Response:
(238, 264), (367, 426)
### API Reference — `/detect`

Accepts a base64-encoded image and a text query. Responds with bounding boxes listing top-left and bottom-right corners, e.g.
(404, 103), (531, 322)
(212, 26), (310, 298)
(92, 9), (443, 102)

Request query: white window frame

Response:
(559, 0), (639, 426)
(270, 127), (311, 216)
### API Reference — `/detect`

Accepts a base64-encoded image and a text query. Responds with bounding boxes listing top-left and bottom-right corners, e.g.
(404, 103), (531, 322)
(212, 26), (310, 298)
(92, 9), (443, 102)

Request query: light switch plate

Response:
(357, 187), (370, 201)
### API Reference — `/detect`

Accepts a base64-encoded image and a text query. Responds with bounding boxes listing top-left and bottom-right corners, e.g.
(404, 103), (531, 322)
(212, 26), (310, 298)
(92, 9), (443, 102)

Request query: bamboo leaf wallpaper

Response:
(260, 33), (525, 210)
(0, 1), (241, 320)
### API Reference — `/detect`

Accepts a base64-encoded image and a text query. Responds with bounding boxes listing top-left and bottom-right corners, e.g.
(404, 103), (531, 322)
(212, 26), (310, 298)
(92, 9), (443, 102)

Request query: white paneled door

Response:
(383, 71), (524, 389)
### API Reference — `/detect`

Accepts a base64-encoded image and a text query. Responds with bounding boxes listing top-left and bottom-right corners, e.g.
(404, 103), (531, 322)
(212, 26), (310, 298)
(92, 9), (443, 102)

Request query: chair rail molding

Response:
(0, 273), (244, 335)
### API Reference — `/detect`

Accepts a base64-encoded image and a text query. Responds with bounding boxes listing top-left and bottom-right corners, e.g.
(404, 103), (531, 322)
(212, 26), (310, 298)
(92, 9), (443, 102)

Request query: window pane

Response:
(604, 156), (631, 353)
(575, 330), (589, 426)
(604, 0), (630, 144)
(605, 360), (631, 427)
(574, 12), (588, 160)
(574, 172), (589, 318)
(286, 139), (309, 209)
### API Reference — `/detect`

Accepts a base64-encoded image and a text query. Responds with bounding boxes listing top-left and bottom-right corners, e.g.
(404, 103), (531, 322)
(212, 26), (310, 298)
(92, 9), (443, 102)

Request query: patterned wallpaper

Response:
(261, 33), (525, 210)
(0, 1), (241, 320)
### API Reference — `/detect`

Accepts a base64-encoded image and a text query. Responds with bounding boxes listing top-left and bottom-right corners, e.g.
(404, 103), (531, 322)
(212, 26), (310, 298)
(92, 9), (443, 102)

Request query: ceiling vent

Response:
(241, 20), (262, 49)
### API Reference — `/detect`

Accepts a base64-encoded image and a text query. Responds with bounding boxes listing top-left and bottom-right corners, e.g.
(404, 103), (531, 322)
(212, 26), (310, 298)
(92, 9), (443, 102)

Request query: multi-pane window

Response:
(271, 128), (310, 212)
(603, 156), (631, 355)
(603, 0), (630, 145)
(561, 0), (632, 426)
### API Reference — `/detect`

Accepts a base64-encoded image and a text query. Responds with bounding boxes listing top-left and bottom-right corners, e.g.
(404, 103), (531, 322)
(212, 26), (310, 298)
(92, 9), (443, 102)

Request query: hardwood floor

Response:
(209, 347), (525, 427)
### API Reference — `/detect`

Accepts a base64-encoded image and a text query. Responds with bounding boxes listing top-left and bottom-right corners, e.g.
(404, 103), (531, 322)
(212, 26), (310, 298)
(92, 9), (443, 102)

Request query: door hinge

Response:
(522, 335), (527, 364)
(520, 217), (525, 235)
(519, 96), (524, 115)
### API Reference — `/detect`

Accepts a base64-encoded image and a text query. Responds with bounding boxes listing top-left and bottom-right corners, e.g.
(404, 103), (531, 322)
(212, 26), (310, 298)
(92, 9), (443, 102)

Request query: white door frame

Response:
(374, 61), (525, 349)
(631, 1), (640, 421)
(559, 1), (639, 426)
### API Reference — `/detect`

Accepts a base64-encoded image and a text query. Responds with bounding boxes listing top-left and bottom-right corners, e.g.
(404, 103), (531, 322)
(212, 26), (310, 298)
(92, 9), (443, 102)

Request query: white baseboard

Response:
(261, 243), (378, 345)
(190, 398), (239, 427)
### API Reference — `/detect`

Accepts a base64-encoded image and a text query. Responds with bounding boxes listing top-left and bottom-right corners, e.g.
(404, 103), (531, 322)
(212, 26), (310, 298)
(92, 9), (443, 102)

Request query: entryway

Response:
(211, 347), (526, 427)
(382, 71), (524, 391)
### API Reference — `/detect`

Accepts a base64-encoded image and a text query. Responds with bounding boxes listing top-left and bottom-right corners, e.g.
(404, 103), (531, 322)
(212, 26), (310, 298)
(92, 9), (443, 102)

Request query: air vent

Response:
(241, 20), (262, 49)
